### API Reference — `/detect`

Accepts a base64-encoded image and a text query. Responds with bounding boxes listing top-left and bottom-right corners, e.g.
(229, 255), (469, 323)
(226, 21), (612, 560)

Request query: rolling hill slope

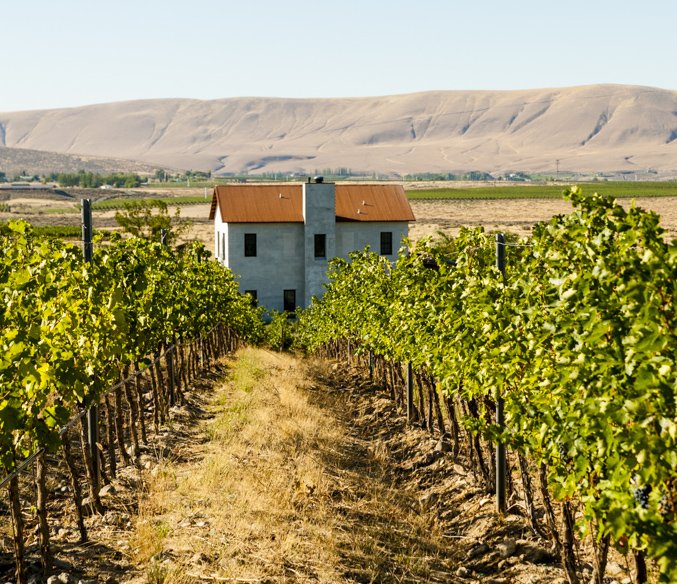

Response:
(1, 85), (676, 175)
(0, 145), (164, 177)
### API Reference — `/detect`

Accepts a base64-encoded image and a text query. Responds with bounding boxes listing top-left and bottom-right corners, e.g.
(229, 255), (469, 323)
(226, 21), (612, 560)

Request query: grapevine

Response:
(296, 188), (677, 581)
(0, 220), (263, 581)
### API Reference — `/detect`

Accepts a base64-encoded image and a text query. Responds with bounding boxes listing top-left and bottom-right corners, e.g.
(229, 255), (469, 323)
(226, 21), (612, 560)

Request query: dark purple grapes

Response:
(558, 443), (568, 459)
(632, 485), (651, 509)
(658, 491), (673, 520)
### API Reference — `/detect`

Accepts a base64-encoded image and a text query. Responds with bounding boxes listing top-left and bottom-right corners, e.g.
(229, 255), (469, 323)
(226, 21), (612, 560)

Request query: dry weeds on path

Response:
(2, 346), (625, 583)
(122, 348), (585, 584)
(125, 348), (462, 583)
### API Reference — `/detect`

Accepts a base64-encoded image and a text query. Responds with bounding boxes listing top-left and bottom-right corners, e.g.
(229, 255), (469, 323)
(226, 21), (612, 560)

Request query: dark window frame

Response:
(283, 289), (296, 312)
(314, 233), (326, 258)
(380, 231), (393, 256)
(244, 233), (257, 257)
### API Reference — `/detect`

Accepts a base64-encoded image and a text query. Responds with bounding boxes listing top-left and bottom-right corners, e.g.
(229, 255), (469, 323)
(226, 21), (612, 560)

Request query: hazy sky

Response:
(2, 0), (675, 112)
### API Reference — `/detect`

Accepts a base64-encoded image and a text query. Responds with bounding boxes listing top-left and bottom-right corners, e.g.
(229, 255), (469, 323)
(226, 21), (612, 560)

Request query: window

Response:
(314, 233), (326, 258)
(283, 289), (296, 312)
(380, 231), (393, 256)
(222, 233), (226, 260)
(244, 290), (257, 306)
(244, 233), (257, 257)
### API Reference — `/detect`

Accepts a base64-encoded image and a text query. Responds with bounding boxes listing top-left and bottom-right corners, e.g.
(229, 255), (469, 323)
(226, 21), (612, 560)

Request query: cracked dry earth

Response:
(11, 348), (623, 583)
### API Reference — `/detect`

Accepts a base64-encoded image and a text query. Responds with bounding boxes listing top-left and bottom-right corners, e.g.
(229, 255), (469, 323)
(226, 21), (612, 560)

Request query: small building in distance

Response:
(209, 180), (415, 312)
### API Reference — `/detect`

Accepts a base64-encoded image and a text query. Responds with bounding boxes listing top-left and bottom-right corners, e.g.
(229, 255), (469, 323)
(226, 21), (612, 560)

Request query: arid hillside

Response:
(0, 145), (163, 177)
(1, 84), (676, 176)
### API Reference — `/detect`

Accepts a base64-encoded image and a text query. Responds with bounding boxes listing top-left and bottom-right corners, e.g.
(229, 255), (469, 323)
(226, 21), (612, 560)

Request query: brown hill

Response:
(0, 145), (164, 177)
(1, 85), (676, 176)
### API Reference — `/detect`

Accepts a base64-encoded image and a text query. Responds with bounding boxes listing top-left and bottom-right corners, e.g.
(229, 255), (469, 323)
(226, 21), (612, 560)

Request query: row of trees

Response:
(151, 168), (212, 182)
(294, 188), (676, 582)
(0, 168), (551, 185)
(402, 171), (530, 181)
(43, 171), (143, 188)
(0, 170), (211, 186)
(0, 171), (40, 183)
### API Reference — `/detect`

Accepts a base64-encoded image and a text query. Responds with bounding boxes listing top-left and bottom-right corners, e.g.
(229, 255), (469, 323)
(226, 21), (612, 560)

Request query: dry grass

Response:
(127, 348), (456, 583)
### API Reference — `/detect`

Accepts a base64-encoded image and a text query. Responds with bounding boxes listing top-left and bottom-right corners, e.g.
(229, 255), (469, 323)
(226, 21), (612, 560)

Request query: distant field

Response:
(33, 225), (83, 238)
(405, 181), (677, 200)
(0, 223), (82, 238)
(92, 196), (208, 210)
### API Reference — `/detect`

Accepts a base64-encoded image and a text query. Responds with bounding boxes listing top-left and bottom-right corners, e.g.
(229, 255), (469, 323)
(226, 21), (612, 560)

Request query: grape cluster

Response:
(658, 491), (673, 520)
(558, 443), (568, 459)
(632, 485), (652, 509)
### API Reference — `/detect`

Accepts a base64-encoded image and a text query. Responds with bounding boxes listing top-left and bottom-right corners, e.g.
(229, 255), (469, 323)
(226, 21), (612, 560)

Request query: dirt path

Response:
(0, 348), (638, 583)
(112, 349), (572, 584)
(122, 349), (454, 582)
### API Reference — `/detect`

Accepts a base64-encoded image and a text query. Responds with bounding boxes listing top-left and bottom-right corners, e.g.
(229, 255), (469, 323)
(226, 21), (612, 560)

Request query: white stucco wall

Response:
(214, 207), (226, 263)
(227, 222), (305, 312)
(336, 221), (409, 260)
(303, 182), (336, 307)
(213, 189), (412, 313)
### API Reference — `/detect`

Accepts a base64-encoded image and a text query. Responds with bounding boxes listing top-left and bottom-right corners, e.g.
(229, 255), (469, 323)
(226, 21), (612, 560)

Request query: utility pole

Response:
(556, 159), (560, 181)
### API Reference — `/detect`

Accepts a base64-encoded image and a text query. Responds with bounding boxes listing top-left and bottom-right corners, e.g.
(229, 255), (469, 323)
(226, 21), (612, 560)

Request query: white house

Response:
(209, 180), (415, 312)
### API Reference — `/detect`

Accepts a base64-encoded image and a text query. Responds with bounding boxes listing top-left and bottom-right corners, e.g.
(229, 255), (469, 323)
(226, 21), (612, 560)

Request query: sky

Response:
(2, 0), (676, 112)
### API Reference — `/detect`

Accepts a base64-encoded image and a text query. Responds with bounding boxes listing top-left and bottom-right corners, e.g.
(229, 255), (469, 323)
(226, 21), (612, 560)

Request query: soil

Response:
(407, 197), (677, 241)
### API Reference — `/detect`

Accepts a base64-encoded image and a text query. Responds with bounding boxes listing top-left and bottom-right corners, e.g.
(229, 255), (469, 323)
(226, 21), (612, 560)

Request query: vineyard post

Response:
(167, 344), (175, 406)
(406, 362), (414, 422)
(82, 199), (99, 493)
(369, 351), (374, 381)
(495, 232), (506, 514)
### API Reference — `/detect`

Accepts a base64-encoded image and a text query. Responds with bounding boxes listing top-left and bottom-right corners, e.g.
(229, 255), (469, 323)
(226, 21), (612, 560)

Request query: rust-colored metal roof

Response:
(210, 185), (304, 222)
(335, 184), (415, 222)
(210, 183), (415, 223)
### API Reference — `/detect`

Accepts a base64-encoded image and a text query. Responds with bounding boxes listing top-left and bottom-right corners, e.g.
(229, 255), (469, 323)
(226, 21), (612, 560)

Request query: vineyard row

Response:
(0, 220), (264, 582)
(294, 188), (676, 583)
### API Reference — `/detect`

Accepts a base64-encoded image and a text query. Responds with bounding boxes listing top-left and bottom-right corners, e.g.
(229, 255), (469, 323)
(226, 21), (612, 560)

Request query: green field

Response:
(0, 223), (83, 238)
(92, 195), (210, 210)
(405, 181), (677, 200)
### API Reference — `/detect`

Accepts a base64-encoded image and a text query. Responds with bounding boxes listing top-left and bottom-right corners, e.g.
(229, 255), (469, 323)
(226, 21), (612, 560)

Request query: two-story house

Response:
(209, 180), (415, 312)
